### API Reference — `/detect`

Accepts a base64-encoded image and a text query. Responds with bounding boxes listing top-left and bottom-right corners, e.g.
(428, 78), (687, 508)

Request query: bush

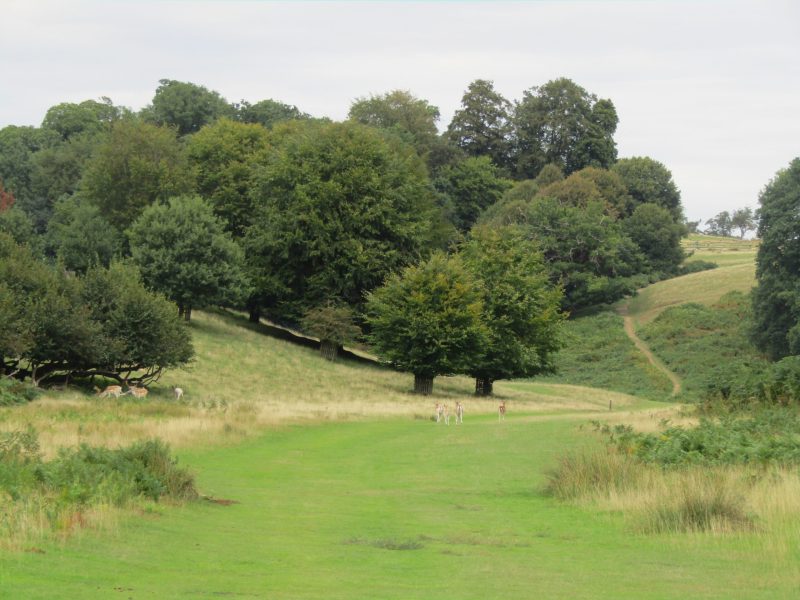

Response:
(0, 377), (39, 406)
(678, 260), (717, 276)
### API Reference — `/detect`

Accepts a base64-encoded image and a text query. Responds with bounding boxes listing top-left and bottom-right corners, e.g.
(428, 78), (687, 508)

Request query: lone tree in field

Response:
(461, 225), (565, 395)
(302, 303), (361, 362)
(366, 252), (487, 395)
(128, 195), (248, 321)
(751, 158), (800, 359)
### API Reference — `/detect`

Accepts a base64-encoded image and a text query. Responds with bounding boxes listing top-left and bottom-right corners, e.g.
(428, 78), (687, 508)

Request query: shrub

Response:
(0, 377), (39, 406)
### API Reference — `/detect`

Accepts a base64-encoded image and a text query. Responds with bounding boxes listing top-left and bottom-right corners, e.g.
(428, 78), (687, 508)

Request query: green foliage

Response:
(244, 120), (439, 321)
(128, 195), (248, 318)
(301, 303), (361, 346)
(678, 260), (718, 276)
(147, 79), (234, 136)
(365, 252), (487, 381)
(81, 119), (194, 228)
(348, 89), (440, 157)
(236, 98), (308, 128)
(0, 378), (39, 407)
(434, 155), (511, 232)
(751, 158), (800, 359)
(611, 156), (683, 221)
(41, 99), (121, 141)
(0, 125), (58, 212)
(0, 207), (40, 251)
(623, 203), (686, 274)
(514, 78), (617, 178)
(44, 196), (120, 273)
(186, 118), (271, 237)
(446, 79), (513, 172)
(460, 225), (564, 385)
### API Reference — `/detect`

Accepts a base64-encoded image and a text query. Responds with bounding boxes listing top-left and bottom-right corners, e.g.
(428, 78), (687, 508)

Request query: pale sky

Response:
(2, 0), (798, 223)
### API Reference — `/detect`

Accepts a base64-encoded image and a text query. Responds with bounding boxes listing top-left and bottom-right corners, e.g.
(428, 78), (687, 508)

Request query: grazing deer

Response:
(94, 385), (123, 398)
(126, 385), (148, 399)
(498, 400), (506, 421)
(455, 401), (464, 424)
(435, 402), (443, 423)
(173, 386), (184, 401)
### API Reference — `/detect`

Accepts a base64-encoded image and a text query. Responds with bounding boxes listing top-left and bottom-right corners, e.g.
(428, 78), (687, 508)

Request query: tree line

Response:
(0, 77), (691, 392)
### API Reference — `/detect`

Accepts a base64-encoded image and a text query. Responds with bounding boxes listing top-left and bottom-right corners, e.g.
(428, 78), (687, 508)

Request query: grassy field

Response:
(5, 408), (800, 599)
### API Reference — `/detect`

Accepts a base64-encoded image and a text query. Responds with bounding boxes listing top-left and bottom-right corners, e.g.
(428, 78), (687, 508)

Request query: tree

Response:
(433, 156), (511, 232)
(461, 225), (564, 395)
(187, 118), (271, 237)
(751, 158), (800, 359)
(623, 203), (686, 274)
(348, 90), (440, 157)
(81, 119), (194, 228)
(446, 79), (513, 172)
(41, 98), (122, 141)
(237, 98), (308, 128)
(147, 79), (235, 136)
(731, 207), (756, 239)
(44, 197), (120, 273)
(128, 196), (248, 320)
(705, 211), (733, 236)
(0, 125), (58, 216)
(514, 78), (618, 178)
(611, 157), (682, 221)
(0, 207), (40, 252)
(243, 121), (439, 322)
(366, 252), (486, 395)
(301, 303), (361, 361)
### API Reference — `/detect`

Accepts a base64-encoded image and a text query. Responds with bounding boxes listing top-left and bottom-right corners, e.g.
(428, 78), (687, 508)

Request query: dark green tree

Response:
(704, 211), (733, 236)
(81, 119), (194, 228)
(611, 156), (682, 221)
(623, 203), (686, 274)
(146, 79), (235, 136)
(0, 125), (58, 218)
(751, 158), (800, 359)
(433, 156), (511, 232)
(446, 79), (513, 172)
(243, 121), (439, 322)
(366, 252), (487, 395)
(348, 89), (441, 157)
(128, 195), (248, 321)
(237, 98), (308, 128)
(301, 303), (361, 361)
(0, 207), (40, 251)
(44, 197), (120, 273)
(461, 225), (564, 395)
(41, 98), (122, 141)
(514, 78), (618, 178)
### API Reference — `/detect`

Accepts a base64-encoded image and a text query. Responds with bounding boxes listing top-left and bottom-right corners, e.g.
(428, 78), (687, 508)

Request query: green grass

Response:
(3, 414), (798, 599)
(540, 310), (673, 400)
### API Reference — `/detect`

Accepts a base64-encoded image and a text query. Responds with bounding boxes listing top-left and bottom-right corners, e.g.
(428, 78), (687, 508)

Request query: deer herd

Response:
(434, 400), (506, 425)
(94, 384), (184, 400)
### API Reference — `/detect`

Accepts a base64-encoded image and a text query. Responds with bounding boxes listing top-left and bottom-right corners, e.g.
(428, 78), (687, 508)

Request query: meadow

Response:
(4, 232), (800, 598)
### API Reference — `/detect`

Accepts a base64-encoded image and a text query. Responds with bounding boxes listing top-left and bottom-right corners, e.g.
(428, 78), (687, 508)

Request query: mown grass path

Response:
(618, 303), (682, 397)
(2, 410), (792, 599)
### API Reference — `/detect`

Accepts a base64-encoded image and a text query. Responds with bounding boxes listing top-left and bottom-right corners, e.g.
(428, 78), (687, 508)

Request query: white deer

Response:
(173, 386), (184, 401)
(94, 384), (123, 398)
(435, 402), (443, 423)
(455, 401), (464, 424)
(443, 404), (450, 426)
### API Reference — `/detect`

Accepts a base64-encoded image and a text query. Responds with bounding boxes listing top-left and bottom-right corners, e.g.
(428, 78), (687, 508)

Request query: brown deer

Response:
(443, 404), (450, 426)
(498, 400), (506, 421)
(126, 385), (148, 399)
(435, 402), (443, 423)
(94, 385), (123, 398)
(455, 401), (464, 424)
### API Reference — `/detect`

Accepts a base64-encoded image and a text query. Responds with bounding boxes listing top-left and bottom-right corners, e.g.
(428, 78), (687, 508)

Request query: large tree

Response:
(44, 197), (120, 274)
(146, 79), (235, 136)
(461, 225), (564, 395)
(41, 98), (122, 141)
(751, 158), (800, 359)
(731, 207), (756, 239)
(611, 156), (682, 221)
(623, 203), (686, 274)
(243, 121), (439, 322)
(237, 98), (308, 128)
(446, 79), (513, 172)
(0, 125), (58, 217)
(514, 78), (618, 178)
(81, 119), (194, 228)
(366, 252), (486, 395)
(128, 195), (248, 321)
(348, 89), (441, 158)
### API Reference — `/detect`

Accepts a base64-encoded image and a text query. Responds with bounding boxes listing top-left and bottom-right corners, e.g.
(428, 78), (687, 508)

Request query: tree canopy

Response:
(612, 156), (682, 221)
(147, 79), (235, 136)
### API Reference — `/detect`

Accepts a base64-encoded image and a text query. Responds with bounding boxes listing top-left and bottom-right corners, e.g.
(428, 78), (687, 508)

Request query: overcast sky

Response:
(2, 0), (798, 222)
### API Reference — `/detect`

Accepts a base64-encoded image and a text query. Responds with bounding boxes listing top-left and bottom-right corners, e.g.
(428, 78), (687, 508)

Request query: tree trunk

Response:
(184, 305), (192, 321)
(248, 306), (261, 323)
(178, 304), (184, 318)
(414, 374), (434, 395)
(475, 377), (493, 396)
(320, 340), (339, 361)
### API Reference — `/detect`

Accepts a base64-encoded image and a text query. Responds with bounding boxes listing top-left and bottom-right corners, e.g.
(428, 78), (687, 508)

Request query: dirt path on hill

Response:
(618, 303), (682, 396)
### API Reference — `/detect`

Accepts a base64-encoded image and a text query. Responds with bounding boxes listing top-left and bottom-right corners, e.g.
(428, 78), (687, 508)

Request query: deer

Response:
(173, 386), (184, 401)
(94, 384), (123, 398)
(455, 401), (464, 424)
(435, 402), (443, 423)
(125, 385), (148, 399)
(443, 404), (450, 426)
(498, 400), (506, 421)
